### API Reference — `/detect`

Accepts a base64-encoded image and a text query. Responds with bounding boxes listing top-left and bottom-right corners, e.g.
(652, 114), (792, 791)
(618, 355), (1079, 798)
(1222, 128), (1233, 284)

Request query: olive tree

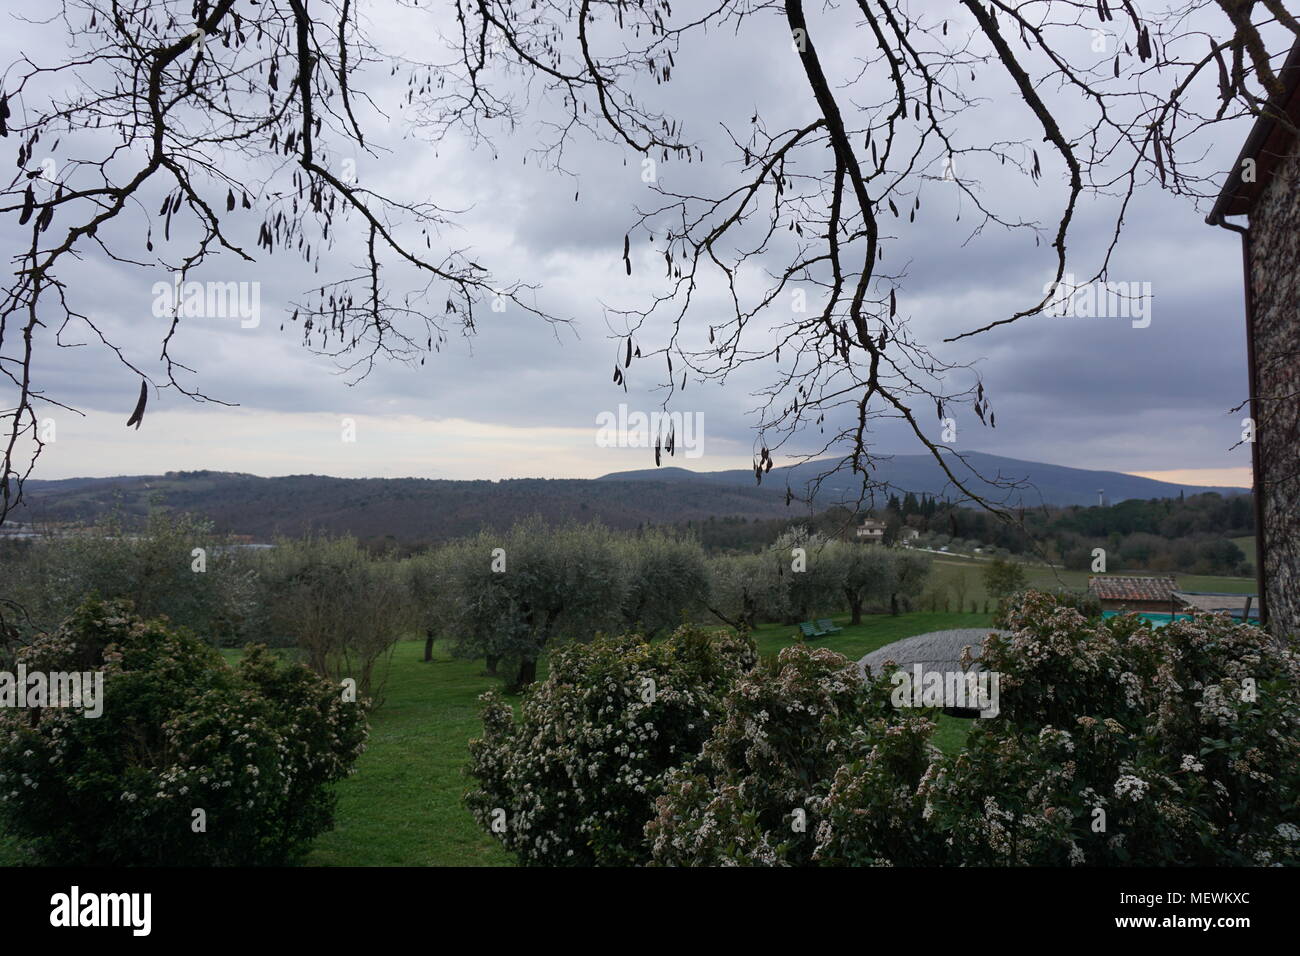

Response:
(889, 551), (932, 615)
(444, 518), (626, 690)
(404, 545), (463, 663)
(0, 511), (255, 643)
(706, 553), (770, 632)
(770, 528), (845, 625)
(822, 539), (893, 625)
(252, 536), (417, 704)
(618, 529), (710, 638)
(983, 556), (1029, 601)
(439, 530), (525, 678)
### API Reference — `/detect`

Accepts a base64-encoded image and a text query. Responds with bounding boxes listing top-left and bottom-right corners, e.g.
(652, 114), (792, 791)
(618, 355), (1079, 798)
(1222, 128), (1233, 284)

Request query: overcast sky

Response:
(4, 1), (1265, 491)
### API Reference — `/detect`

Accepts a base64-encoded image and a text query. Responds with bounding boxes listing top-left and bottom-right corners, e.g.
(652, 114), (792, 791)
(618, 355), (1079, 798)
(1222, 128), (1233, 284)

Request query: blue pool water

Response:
(1100, 611), (1189, 628)
(1101, 610), (1259, 628)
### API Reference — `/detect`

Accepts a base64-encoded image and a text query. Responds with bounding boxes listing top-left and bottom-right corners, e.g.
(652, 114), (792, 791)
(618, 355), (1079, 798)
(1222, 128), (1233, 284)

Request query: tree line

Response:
(670, 491), (1254, 576)
(0, 512), (931, 696)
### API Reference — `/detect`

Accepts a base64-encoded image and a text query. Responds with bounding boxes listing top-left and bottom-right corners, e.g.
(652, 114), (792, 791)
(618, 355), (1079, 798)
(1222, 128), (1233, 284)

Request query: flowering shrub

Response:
(646, 644), (942, 865)
(465, 624), (755, 865)
(646, 592), (1300, 866)
(0, 598), (368, 865)
(920, 592), (1300, 865)
(992, 586), (1100, 627)
(811, 678), (950, 866)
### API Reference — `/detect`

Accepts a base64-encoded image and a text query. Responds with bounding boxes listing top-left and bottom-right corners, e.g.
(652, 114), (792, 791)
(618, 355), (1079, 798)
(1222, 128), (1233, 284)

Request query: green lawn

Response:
(926, 556), (1257, 610)
(304, 639), (512, 866)
(748, 610), (993, 660)
(0, 611), (991, 866)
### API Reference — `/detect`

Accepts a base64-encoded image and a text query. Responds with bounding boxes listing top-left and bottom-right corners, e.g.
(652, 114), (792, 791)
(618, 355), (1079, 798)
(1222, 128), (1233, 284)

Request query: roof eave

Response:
(1208, 40), (1300, 224)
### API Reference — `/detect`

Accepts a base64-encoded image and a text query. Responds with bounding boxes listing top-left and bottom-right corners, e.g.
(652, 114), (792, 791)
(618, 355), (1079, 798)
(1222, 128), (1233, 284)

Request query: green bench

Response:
(797, 620), (842, 640)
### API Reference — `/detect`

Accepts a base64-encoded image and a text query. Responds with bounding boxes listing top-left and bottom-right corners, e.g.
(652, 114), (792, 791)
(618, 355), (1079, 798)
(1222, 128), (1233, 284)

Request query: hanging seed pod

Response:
(125, 380), (148, 430)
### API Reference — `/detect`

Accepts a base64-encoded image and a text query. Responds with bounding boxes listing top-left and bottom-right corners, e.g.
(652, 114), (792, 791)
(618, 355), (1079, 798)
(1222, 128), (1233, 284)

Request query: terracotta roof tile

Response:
(1088, 575), (1178, 602)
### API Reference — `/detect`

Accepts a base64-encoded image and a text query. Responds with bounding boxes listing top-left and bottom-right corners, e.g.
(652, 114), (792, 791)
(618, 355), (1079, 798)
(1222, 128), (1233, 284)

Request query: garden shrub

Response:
(465, 623), (756, 865)
(0, 598), (368, 865)
(993, 586), (1100, 626)
(922, 592), (1300, 865)
(645, 592), (1300, 866)
(646, 643), (942, 866)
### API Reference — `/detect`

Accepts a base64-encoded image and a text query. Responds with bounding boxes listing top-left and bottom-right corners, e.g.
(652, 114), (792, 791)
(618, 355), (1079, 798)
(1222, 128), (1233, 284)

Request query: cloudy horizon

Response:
(3, 1), (1265, 495)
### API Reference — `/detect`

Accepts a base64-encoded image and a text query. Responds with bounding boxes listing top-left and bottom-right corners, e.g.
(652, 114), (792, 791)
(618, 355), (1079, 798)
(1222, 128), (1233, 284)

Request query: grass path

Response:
(304, 639), (511, 866)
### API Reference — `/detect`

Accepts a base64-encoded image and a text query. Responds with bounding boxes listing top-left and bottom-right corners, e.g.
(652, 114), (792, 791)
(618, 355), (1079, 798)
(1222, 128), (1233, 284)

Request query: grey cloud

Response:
(4, 2), (1262, 485)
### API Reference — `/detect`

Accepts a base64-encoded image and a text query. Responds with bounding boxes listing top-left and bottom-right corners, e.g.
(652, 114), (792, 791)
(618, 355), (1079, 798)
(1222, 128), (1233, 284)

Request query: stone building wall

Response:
(1248, 144), (1300, 639)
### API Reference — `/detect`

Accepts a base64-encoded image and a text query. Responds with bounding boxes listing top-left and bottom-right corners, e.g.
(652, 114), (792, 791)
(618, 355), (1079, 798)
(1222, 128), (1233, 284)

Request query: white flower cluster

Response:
(1113, 770), (1149, 803)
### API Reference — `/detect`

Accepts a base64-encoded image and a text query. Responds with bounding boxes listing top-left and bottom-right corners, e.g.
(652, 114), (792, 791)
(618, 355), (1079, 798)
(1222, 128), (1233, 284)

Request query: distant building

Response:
(899, 528), (920, 543)
(856, 518), (886, 542)
(1207, 39), (1300, 638)
(1089, 575), (1179, 614)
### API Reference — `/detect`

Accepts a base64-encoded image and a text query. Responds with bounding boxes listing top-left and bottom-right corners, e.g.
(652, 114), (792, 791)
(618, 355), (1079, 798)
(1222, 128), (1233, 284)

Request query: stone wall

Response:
(1248, 143), (1300, 639)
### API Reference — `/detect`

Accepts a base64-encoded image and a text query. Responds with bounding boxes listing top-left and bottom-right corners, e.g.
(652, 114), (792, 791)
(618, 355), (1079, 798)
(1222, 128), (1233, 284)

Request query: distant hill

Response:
(10, 452), (1246, 543)
(11, 470), (794, 542)
(599, 451), (1248, 509)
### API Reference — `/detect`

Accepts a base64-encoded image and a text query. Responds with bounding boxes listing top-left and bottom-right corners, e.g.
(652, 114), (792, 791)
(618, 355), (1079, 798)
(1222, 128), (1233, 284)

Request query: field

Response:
(304, 639), (513, 866)
(922, 553), (1257, 612)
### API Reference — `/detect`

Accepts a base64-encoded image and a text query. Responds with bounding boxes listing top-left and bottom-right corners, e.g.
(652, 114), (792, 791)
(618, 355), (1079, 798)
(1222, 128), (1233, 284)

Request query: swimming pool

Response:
(1100, 611), (1189, 628)
(1101, 610), (1259, 627)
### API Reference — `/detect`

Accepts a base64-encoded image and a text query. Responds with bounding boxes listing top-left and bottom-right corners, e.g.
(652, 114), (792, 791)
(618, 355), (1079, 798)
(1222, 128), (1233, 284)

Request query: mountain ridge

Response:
(598, 450), (1248, 507)
(10, 452), (1247, 543)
